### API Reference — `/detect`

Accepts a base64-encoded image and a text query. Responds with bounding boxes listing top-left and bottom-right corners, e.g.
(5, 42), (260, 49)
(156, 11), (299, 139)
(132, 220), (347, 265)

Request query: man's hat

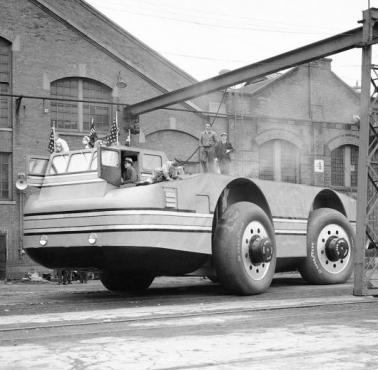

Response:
(125, 157), (133, 164)
(220, 132), (228, 136)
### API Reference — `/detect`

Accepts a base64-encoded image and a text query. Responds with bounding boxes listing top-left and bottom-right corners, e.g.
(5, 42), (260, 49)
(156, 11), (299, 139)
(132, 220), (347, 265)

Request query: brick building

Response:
(0, 0), (360, 279)
(223, 58), (360, 191)
(0, 0), (209, 279)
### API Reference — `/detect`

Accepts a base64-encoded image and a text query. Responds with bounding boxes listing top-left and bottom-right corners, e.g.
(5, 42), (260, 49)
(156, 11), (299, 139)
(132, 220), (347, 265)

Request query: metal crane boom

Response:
(125, 25), (372, 119)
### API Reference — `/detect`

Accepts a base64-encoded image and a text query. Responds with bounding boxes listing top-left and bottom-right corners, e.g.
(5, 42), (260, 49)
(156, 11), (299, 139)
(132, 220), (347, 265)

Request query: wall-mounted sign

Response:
(314, 159), (324, 173)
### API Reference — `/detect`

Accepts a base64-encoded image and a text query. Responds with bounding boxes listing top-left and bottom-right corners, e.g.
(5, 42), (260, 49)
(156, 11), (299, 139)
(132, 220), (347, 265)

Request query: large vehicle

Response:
(22, 144), (356, 295)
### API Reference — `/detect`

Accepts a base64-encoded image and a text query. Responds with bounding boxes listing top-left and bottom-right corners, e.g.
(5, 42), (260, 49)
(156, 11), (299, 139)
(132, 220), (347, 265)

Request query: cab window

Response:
(143, 154), (162, 172)
(50, 154), (69, 174)
(67, 152), (92, 172)
(121, 152), (139, 181)
(101, 149), (119, 167)
(29, 158), (49, 175)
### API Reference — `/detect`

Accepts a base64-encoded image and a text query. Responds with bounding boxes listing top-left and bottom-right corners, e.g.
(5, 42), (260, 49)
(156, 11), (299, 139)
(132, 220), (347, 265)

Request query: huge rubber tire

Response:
(299, 208), (355, 285)
(100, 270), (154, 293)
(213, 202), (276, 295)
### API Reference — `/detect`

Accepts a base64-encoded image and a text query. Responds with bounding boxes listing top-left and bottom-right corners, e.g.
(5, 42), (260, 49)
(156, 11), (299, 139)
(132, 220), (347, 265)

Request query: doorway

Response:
(0, 234), (6, 280)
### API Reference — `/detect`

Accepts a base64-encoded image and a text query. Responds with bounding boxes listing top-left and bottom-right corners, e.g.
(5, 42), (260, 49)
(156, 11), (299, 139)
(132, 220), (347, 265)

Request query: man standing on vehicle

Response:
(215, 132), (234, 175)
(122, 157), (137, 184)
(199, 122), (217, 173)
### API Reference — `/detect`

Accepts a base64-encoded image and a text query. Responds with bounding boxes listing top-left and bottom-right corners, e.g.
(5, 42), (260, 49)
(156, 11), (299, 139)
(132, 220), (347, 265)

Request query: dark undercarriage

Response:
(25, 246), (209, 276)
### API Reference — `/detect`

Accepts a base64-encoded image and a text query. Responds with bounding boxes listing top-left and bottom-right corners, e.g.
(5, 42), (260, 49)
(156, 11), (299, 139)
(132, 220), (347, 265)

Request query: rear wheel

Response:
(100, 270), (154, 293)
(299, 208), (355, 284)
(213, 202), (276, 295)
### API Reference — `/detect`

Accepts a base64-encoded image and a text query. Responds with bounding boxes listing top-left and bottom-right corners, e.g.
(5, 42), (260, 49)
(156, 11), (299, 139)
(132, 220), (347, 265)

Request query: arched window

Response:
(0, 37), (10, 128)
(259, 140), (299, 183)
(50, 78), (112, 132)
(331, 145), (358, 188)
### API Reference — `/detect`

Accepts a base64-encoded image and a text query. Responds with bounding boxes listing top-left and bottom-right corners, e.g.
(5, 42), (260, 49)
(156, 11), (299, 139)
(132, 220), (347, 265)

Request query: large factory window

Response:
(0, 38), (10, 128)
(259, 140), (299, 183)
(0, 152), (11, 200)
(331, 145), (358, 188)
(50, 78), (112, 132)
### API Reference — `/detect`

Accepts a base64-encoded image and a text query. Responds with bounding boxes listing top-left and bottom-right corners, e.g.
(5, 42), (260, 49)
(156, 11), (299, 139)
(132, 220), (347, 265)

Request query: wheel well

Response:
(213, 179), (272, 232)
(311, 189), (346, 216)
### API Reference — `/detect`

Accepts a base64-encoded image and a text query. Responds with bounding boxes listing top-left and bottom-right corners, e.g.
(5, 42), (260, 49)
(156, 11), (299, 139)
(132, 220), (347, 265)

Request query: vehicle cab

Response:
(26, 144), (169, 189)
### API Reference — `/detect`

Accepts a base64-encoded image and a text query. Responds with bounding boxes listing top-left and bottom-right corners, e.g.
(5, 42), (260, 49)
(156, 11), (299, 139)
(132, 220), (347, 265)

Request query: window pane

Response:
(82, 80), (112, 132)
(350, 145), (358, 187)
(50, 78), (112, 132)
(0, 38), (10, 83)
(259, 141), (274, 181)
(101, 150), (119, 167)
(83, 103), (110, 132)
(0, 83), (9, 128)
(50, 79), (79, 130)
(281, 141), (297, 183)
(67, 152), (92, 172)
(50, 155), (69, 174)
(29, 158), (49, 175)
(331, 147), (345, 186)
(143, 154), (162, 171)
(0, 152), (10, 200)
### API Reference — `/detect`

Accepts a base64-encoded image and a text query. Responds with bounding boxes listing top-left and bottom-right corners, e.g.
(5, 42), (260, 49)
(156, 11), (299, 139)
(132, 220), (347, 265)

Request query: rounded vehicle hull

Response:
(26, 246), (208, 276)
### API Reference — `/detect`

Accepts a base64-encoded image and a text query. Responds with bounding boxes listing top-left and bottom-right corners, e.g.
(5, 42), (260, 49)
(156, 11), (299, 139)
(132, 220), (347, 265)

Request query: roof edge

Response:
(78, 0), (198, 84)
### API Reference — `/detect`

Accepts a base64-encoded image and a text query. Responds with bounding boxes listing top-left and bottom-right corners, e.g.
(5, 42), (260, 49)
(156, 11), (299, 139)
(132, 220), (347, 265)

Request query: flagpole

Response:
(52, 123), (56, 152)
(115, 111), (119, 145)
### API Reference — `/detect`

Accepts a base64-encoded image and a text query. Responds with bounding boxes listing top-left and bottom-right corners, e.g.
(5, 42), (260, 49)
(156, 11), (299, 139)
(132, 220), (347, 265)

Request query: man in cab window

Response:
(122, 157), (137, 184)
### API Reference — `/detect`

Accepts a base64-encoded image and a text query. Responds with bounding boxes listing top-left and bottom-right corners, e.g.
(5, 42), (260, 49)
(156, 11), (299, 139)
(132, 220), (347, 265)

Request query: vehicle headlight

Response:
(39, 235), (48, 246)
(88, 233), (97, 245)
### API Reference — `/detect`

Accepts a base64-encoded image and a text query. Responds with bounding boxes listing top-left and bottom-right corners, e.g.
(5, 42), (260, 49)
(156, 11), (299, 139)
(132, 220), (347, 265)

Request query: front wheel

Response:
(100, 270), (154, 293)
(213, 202), (276, 295)
(299, 208), (355, 284)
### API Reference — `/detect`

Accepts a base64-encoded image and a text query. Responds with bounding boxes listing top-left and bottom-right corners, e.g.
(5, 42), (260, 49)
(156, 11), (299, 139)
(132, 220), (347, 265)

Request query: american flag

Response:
(104, 118), (119, 146)
(89, 118), (98, 147)
(48, 127), (55, 153)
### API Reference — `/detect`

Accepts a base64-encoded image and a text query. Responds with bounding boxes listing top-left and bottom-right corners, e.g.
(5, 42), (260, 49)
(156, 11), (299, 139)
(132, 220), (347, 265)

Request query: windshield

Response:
(29, 158), (49, 176)
(48, 150), (97, 175)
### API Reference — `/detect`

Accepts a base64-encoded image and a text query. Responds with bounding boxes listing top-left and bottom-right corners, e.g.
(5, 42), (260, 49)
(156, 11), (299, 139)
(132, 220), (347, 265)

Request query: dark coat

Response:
(122, 166), (137, 183)
(215, 141), (234, 161)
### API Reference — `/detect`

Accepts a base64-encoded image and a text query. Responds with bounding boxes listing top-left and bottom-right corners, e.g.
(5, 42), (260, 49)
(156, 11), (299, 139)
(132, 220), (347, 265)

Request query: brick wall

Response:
(226, 59), (360, 184)
(0, 0), (207, 278)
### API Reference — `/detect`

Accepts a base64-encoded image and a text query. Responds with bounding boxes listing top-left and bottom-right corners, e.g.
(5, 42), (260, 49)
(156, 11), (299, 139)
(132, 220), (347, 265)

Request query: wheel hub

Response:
(325, 236), (349, 262)
(317, 223), (351, 274)
(242, 220), (272, 281)
(249, 235), (273, 264)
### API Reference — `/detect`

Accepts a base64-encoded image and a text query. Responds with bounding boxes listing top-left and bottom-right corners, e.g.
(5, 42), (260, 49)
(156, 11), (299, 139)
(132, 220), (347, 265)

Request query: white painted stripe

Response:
(273, 218), (307, 224)
(44, 172), (97, 179)
(275, 229), (307, 235)
(24, 224), (212, 234)
(25, 210), (213, 221)
(42, 179), (104, 187)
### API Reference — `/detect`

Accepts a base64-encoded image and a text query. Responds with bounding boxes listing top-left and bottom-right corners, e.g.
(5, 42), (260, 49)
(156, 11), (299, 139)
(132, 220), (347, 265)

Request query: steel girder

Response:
(353, 9), (378, 295)
(124, 18), (378, 119)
